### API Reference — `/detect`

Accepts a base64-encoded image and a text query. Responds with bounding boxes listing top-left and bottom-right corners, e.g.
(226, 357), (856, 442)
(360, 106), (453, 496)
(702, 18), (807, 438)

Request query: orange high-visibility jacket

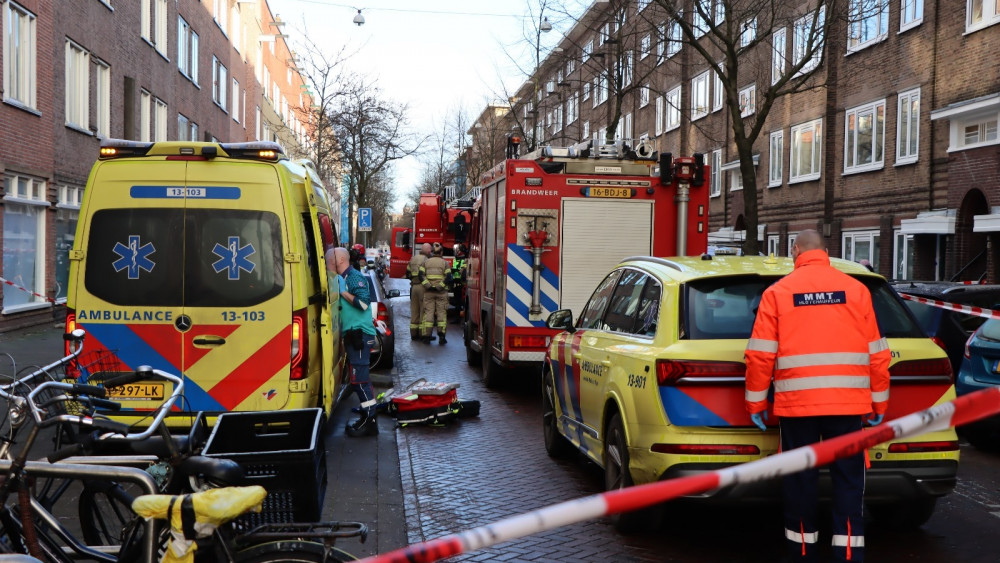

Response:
(745, 249), (890, 417)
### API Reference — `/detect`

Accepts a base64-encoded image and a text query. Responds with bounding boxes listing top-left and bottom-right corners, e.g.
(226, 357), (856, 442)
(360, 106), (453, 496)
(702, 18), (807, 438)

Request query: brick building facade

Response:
(489, 0), (1000, 283)
(0, 0), (317, 331)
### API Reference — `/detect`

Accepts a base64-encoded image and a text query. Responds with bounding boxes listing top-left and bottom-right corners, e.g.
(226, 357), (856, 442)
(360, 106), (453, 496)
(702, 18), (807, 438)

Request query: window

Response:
(665, 86), (681, 131)
(605, 270), (650, 334)
(232, 78), (240, 122)
(790, 118), (823, 182)
(554, 104), (563, 134)
(55, 185), (82, 303)
(738, 84), (756, 117)
(657, 23), (666, 60)
(710, 150), (721, 197)
(3, 1), (36, 109)
(740, 18), (757, 47)
(693, 0), (710, 37)
(622, 51), (633, 86)
(2, 173), (48, 312)
(65, 41), (90, 130)
(94, 60), (110, 137)
(769, 131), (783, 187)
(595, 73), (608, 105)
(140, 90), (151, 142)
(960, 116), (999, 147)
(712, 65), (723, 112)
(566, 58), (575, 75)
(231, 4), (241, 49)
(729, 168), (743, 191)
(178, 16), (199, 83)
(793, 8), (825, 75)
(583, 40), (593, 62)
(967, 0), (1000, 30)
(141, 0), (168, 54)
(655, 96), (664, 135)
(844, 99), (886, 173)
(767, 235), (780, 257)
(640, 34), (651, 59)
(579, 271), (620, 330)
(154, 97), (167, 141)
(214, 0), (228, 34)
(213, 57), (228, 111)
(668, 17), (683, 57)
(893, 231), (914, 280)
(640, 85), (650, 108)
(178, 114), (189, 140)
(901, 0), (923, 30)
(848, 0), (888, 51)
(568, 91), (579, 124)
(897, 88), (920, 164)
(638, 0), (651, 12)
(772, 28), (786, 85)
(691, 71), (709, 120)
(583, 82), (590, 101)
(617, 113), (632, 141)
(582, 121), (590, 140)
(842, 230), (880, 271)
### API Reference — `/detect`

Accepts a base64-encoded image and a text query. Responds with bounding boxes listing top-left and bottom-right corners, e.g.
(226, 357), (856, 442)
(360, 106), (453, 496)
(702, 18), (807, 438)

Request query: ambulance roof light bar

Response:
(98, 138), (155, 159)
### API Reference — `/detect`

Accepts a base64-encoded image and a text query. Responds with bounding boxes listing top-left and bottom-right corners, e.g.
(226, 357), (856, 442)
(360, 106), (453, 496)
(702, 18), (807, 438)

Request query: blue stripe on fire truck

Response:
(505, 244), (559, 327)
(79, 323), (225, 412)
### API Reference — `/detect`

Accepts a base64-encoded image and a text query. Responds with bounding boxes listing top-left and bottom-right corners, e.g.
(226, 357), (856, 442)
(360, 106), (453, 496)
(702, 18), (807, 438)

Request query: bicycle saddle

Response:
(177, 455), (244, 486)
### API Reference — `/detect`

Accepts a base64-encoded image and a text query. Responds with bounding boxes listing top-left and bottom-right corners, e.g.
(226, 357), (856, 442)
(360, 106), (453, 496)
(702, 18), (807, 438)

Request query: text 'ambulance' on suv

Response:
(543, 255), (958, 532)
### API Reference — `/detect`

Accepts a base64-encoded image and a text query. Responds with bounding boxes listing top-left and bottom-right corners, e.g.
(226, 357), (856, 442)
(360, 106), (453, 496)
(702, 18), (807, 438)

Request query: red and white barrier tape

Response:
(356, 387), (1000, 563)
(0, 276), (56, 304)
(899, 292), (1000, 321)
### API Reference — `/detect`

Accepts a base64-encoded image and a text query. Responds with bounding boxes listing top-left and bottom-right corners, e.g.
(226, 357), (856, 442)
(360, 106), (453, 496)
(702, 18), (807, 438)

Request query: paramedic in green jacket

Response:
(327, 247), (379, 437)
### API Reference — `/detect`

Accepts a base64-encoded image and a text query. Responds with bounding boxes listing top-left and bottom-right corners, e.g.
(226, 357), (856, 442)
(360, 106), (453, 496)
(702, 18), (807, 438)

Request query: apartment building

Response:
(492, 0), (1000, 282)
(0, 0), (319, 331)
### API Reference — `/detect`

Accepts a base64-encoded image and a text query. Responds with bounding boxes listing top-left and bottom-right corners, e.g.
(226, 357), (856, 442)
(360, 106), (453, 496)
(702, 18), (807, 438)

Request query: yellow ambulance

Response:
(66, 139), (345, 424)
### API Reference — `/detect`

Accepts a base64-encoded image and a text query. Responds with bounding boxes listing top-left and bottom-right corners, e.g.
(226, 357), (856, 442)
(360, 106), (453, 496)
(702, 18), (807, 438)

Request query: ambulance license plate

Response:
(107, 383), (165, 400)
(585, 187), (633, 198)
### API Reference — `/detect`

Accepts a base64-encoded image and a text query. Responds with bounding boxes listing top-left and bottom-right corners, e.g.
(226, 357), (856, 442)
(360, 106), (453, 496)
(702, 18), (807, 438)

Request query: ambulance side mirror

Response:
(547, 309), (576, 333)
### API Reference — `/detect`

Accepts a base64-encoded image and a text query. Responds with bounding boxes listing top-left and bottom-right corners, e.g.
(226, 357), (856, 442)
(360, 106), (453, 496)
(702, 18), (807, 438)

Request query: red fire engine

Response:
(463, 139), (710, 387)
(388, 192), (474, 278)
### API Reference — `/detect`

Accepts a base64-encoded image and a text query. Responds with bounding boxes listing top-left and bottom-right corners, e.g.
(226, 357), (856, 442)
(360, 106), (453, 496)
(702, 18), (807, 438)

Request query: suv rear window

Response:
(683, 275), (925, 340)
(86, 208), (284, 307)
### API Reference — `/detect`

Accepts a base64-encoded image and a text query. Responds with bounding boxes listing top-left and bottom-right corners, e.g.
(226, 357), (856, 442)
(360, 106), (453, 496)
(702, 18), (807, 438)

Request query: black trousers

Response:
(780, 415), (866, 562)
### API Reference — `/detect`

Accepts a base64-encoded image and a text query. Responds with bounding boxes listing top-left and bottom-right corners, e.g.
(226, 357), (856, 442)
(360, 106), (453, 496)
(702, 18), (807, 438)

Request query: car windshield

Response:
(683, 274), (925, 340)
(980, 318), (1000, 341)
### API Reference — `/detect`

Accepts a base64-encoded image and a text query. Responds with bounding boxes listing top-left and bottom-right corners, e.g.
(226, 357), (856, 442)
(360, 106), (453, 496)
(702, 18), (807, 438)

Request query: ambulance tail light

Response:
(887, 441), (959, 454)
(510, 334), (548, 349)
(290, 309), (307, 380)
(930, 336), (947, 352)
(656, 360), (746, 386)
(652, 443), (760, 455)
(888, 358), (953, 383)
(64, 310), (80, 379)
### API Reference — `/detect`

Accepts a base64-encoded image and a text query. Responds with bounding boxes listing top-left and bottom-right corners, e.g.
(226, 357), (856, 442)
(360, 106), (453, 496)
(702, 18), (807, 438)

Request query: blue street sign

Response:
(359, 208), (372, 232)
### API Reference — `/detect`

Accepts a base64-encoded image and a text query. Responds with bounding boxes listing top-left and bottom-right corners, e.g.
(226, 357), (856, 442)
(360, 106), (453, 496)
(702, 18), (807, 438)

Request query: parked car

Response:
(891, 281), (1000, 376)
(363, 268), (399, 370)
(955, 317), (1000, 449)
(544, 256), (959, 532)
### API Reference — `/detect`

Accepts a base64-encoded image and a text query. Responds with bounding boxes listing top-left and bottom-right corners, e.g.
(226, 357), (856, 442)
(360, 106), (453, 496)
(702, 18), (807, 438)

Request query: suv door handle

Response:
(193, 336), (226, 346)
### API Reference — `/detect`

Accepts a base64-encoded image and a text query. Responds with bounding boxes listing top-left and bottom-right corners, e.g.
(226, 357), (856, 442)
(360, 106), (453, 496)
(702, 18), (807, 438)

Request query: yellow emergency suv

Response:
(543, 255), (959, 532)
(65, 139), (345, 425)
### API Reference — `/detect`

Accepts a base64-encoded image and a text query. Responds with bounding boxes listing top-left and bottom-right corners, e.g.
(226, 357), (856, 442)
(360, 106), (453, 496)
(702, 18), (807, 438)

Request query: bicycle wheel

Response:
(78, 479), (139, 546)
(235, 540), (357, 562)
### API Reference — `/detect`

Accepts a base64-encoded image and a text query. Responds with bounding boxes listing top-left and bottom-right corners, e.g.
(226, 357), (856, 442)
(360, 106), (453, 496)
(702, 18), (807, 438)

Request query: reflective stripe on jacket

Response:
(744, 249), (890, 417)
(420, 256), (449, 292)
(407, 254), (427, 285)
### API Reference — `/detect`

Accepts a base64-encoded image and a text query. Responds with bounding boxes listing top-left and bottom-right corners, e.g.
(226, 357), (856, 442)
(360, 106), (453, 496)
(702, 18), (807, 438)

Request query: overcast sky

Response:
(267, 0), (556, 210)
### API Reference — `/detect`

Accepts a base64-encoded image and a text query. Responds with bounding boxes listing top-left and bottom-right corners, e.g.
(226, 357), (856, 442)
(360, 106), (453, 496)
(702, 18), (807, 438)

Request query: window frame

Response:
(691, 71), (709, 121)
(900, 0), (923, 31)
(967, 0), (1000, 32)
(844, 99), (886, 174)
(94, 59), (111, 137)
(847, 0), (889, 52)
(793, 8), (825, 76)
(772, 28), (786, 85)
(768, 130), (783, 187)
(65, 40), (90, 131)
(2, 173), (50, 313)
(789, 118), (823, 183)
(738, 84), (756, 117)
(710, 149), (722, 198)
(712, 64), (723, 112)
(665, 85), (681, 132)
(3, 1), (37, 109)
(896, 88), (920, 165)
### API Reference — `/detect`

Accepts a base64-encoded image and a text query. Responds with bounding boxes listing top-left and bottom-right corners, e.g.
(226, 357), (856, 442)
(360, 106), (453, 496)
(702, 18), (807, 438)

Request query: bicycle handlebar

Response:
(0, 329), (87, 404)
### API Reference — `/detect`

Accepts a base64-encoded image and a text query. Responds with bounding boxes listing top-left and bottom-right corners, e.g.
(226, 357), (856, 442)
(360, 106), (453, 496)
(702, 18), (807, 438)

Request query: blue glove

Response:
(337, 274), (347, 293)
(750, 411), (768, 431)
(867, 413), (884, 426)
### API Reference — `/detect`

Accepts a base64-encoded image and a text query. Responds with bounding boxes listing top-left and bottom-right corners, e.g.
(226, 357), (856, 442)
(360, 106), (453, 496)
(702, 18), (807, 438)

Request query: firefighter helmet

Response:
(432, 242), (443, 255)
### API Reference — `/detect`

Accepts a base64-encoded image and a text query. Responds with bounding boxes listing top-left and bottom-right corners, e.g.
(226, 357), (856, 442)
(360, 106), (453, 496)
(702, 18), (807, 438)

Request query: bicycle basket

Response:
(68, 349), (122, 381)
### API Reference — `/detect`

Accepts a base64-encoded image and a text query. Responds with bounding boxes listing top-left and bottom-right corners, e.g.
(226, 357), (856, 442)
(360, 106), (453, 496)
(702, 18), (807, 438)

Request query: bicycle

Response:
(0, 348), (366, 562)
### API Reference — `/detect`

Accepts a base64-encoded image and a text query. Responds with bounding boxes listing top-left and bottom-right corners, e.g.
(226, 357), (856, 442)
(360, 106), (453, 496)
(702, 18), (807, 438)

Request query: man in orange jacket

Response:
(745, 229), (890, 563)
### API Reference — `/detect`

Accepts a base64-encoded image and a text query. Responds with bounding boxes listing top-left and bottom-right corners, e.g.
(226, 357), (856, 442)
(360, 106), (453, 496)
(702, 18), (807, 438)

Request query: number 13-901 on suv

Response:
(543, 255), (958, 532)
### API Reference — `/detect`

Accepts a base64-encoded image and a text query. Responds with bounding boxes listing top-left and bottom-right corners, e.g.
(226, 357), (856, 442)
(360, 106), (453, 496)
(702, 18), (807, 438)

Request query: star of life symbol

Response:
(112, 235), (156, 280)
(212, 236), (256, 280)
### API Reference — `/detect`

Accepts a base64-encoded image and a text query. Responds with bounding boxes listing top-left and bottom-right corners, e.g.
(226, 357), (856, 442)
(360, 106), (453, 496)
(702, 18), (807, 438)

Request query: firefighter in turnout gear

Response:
(744, 229), (891, 563)
(450, 244), (468, 321)
(407, 243), (432, 340)
(419, 242), (451, 344)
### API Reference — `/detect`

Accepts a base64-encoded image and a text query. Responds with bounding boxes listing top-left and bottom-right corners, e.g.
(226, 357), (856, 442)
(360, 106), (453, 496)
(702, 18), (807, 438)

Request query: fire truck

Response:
(463, 139), (710, 387)
(388, 192), (474, 279)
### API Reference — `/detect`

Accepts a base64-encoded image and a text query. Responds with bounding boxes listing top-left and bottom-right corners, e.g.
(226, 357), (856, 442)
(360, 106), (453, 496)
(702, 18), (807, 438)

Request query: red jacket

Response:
(745, 249), (890, 417)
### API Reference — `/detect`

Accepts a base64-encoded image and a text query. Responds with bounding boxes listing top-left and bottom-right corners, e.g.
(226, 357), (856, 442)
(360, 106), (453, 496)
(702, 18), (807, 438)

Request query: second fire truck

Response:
(464, 138), (710, 387)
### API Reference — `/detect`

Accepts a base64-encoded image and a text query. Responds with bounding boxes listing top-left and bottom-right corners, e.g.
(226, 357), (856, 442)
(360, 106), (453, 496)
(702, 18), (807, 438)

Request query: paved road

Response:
(382, 277), (1000, 562)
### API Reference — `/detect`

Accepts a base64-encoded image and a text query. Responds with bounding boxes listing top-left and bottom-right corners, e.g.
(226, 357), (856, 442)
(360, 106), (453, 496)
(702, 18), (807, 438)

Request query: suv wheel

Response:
(605, 413), (661, 533)
(543, 369), (572, 458)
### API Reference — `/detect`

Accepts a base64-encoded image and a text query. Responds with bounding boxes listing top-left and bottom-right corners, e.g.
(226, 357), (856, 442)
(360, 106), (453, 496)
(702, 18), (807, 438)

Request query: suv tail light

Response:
(656, 360), (746, 386)
(375, 302), (392, 336)
(888, 441), (959, 453)
(888, 358), (953, 383)
(930, 336), (947, 352)
(652, 443), (760, 455)
(290, 309), (307, 380)
(964, 328), (980, 359)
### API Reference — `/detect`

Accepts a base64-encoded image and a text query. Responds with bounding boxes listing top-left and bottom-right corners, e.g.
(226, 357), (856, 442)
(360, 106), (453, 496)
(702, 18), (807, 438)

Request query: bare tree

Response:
(466, 103), (512, 187)
(332, 73), (420, 246)
(416, 105), (473, 202)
